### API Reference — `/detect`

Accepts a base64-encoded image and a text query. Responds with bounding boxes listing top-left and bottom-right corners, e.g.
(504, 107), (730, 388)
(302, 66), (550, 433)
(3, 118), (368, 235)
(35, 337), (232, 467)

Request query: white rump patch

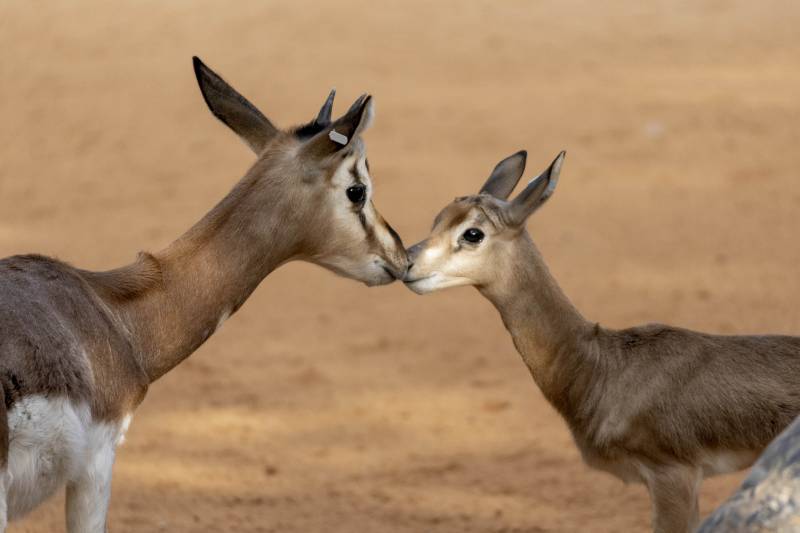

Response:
(5, 396), (91, 519)
(4, 396), (132, 522)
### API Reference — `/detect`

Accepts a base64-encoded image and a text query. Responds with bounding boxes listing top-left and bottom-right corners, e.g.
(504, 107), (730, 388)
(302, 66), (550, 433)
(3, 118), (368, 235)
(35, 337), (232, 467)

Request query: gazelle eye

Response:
(346, 185), (366, 204)
(462, 228), (484, 244)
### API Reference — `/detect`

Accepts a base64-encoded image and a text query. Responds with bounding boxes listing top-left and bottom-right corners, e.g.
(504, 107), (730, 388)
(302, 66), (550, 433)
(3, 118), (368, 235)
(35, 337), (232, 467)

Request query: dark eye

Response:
(346, 185), (366, 204)
(462, 228), (484, 244)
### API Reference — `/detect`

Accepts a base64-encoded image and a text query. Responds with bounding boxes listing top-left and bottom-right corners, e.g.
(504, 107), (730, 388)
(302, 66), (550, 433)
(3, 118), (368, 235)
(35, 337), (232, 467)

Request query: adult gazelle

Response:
(0, 57), (407, 532)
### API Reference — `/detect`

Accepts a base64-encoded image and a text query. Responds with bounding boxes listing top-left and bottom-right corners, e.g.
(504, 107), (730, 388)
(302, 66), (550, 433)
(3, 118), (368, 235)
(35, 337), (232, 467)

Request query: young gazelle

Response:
(0, 57), (407, 532)
(404, 151), (800, 533)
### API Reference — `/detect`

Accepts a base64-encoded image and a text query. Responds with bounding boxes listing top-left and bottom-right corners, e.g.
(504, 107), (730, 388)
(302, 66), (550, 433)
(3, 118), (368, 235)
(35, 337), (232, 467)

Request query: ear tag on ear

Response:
(329, 129), (348, 145)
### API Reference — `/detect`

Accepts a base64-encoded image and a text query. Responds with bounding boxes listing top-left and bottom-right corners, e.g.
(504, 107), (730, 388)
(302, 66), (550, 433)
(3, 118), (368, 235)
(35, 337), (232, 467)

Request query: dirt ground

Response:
(1, 1), (799, 531)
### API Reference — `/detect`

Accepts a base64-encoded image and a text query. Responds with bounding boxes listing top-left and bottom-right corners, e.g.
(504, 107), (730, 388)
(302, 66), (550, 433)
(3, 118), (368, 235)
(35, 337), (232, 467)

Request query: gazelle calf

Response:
(0, 57), (407, 532)
(403, 151), (800, 533)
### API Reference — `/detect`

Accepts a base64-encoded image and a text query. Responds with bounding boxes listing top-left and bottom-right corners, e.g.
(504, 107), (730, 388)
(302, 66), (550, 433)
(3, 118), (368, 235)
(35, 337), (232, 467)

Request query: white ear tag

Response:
(329, 129), (349, 145)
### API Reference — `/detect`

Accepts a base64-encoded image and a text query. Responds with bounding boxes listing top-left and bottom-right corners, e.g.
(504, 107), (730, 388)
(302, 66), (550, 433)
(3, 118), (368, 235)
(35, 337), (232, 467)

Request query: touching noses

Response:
(387, 249), (411, 280)
(404, 240), (427, 280)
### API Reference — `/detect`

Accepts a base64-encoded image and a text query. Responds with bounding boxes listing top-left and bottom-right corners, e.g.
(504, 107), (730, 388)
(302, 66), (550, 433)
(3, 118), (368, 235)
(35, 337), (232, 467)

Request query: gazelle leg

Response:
(643, 464), (702, 533)
(0, 469), (9, 533)
(65, 439), (116, 533)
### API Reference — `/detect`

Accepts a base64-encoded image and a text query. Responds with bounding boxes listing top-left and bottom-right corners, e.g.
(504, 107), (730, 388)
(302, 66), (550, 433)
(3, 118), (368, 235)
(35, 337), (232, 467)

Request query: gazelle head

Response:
(404, 151), (565, 294)
(193, 57), (408, 286)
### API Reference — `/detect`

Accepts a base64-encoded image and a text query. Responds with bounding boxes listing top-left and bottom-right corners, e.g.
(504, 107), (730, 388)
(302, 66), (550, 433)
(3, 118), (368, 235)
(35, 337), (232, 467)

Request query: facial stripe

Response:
(433, 206), (469, 232)
(362, 210), (379, 249)
(350, 161), (363, 184)
(332, 153), (402, 267)
(361, 205), (400, 262)
(385, 221), (404, 250)
(354, 157), (372, 188)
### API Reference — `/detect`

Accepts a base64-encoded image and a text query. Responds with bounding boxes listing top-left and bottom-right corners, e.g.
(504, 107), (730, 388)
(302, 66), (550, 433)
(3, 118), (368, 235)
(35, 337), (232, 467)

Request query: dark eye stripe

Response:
(349, 161), (361, 182)
(351, 158), (374, 183)
(385, 222), (403, 248)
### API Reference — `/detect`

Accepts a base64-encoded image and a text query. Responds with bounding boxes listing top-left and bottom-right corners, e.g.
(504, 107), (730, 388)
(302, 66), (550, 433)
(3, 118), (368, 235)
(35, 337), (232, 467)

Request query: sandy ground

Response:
(1, 1), (799, 531)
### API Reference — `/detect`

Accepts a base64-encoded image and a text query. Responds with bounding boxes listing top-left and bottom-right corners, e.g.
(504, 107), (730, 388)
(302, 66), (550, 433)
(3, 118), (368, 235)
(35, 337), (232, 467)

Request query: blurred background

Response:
(1, 1), (799, 531)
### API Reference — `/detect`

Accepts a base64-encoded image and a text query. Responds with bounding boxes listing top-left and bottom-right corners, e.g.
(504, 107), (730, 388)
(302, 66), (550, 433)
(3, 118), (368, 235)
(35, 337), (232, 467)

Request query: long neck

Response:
(479, 234), (594, 402)
(122, 171), (302, 382)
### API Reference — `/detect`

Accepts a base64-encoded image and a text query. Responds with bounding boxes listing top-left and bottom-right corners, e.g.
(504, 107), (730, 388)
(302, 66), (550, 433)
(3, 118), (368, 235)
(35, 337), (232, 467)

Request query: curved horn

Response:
(315, 88), (336, 125)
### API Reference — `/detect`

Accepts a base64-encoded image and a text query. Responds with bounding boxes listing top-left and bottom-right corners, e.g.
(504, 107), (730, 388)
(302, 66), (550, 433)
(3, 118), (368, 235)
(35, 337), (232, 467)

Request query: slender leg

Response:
(65, 439), (116, 533)
(0, 470), (9, 533)
(643, 464), (702, 533)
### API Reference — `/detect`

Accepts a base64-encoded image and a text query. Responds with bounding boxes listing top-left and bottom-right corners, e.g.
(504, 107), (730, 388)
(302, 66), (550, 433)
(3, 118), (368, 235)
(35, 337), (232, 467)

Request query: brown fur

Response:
(406, 154), (800, 533)
(0, 57), (407, 529)
(79, 252), (163, 302)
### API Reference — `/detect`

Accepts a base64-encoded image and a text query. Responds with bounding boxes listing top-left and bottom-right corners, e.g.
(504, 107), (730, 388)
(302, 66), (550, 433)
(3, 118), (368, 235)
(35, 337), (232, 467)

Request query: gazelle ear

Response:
(479, 150), (527, 199)
(336, 94), (374, 142)
(507, 151), (565, 225)
(302, 95), (374, 159)
(193, 56), (278, 154)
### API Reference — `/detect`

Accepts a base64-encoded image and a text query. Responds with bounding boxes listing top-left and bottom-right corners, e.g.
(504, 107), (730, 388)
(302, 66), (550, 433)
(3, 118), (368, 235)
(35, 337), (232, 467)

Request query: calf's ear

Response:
(507, 151), (565, 225)
(479, 150), (527, 200)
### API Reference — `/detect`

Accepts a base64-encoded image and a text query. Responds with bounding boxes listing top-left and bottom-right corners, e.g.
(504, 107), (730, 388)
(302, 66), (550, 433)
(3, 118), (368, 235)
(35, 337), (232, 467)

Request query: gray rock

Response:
(698, 416), (800, 532)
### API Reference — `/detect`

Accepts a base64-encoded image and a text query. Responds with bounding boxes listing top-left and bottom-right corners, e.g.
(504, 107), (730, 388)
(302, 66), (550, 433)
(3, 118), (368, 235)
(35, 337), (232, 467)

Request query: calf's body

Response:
(405, 151), (800, 532)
